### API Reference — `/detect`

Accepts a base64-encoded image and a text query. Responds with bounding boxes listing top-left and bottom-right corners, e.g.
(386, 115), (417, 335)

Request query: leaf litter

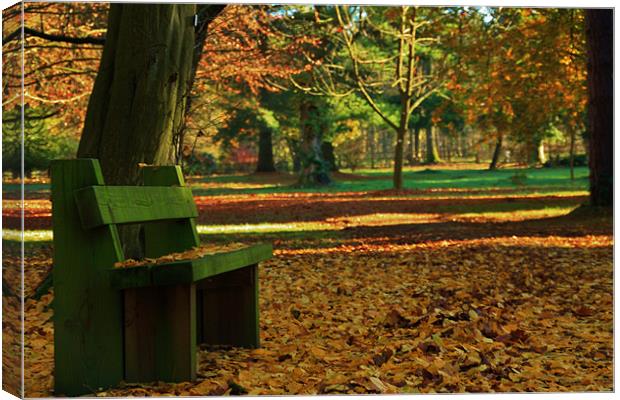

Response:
(6, 191), (613, 396)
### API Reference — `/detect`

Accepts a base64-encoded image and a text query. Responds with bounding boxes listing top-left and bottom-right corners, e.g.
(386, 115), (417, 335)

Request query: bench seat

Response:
(110, 243), (272, 289)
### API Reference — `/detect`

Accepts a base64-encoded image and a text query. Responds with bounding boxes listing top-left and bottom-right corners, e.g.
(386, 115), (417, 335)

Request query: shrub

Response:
(2, 106), (78, 177)
(182, 152), (217, 176)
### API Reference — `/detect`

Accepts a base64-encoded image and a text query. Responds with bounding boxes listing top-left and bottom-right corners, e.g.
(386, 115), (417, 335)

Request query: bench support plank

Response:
(124, 284), (196, 383)
(198, 264), (259, 348)
(51, 159), (124, 396)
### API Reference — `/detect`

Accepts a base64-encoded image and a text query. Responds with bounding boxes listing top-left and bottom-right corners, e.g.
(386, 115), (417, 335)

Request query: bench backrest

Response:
(51, 158), (200, 395)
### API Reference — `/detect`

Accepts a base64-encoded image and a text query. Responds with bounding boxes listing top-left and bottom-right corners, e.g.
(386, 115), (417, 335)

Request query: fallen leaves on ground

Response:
(6, 188), (613, 396)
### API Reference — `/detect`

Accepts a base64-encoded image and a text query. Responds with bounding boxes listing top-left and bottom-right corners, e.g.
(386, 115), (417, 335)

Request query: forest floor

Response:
(2, 165), (613, 396)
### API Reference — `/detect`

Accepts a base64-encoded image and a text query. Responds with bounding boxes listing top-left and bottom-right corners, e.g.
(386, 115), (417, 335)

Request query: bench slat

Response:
(74, 185), (198, 229)
(109, 243), (273, 289)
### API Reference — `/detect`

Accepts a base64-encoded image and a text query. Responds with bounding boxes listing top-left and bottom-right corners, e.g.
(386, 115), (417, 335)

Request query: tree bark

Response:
(405, 128), (414, 165)
(321, 141), (338, 172)
(414, 125), (421, 162)
(537, 141), (546, 165)
(569, 126), (576, 180)
(585, 9), (613, 207)
(297, 98), (331, 186)
(368, 126), (375, 169)
(489, 134), (503, 170)
(425, 125), (441, 164)
(393, 104), (409, 190)
(256, 127), (276, 172)
(78, 4), (197, 185)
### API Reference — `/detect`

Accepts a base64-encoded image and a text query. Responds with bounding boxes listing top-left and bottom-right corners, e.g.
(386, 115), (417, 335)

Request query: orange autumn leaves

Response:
(13, 187), (614, 396)
(113, 243), (249, 268)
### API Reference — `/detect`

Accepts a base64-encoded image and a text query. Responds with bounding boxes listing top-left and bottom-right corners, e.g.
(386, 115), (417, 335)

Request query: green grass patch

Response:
(189, 166), (589, 196)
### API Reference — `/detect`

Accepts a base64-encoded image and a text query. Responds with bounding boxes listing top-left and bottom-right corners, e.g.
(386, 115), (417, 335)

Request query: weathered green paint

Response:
(74, 185), (197, 229)
(51, 159), (124, 396)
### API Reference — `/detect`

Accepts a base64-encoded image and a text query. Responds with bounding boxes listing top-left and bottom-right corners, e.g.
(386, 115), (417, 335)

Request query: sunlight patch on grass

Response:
(327, 213), (443, 226)
(191, 182), (285, 190)
(3, 230), (52, 242)
(197, 222), (332, 234)
(453, 205), (579, 222)
(276, 234), (613, 256)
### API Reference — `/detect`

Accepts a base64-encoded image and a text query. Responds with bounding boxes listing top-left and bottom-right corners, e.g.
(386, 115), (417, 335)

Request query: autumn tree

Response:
(2, 2), (108, 156)
(585, 9), (613, 207)
(189, 5), (316, 176)
(455, 8), (587, 169)
(333, 6), (450, 189)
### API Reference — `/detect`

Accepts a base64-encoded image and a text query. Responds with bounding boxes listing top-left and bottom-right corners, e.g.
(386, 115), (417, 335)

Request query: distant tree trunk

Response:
(368, 127), (375, 168)
(406, 128), (414, 165)
(537, 141), (546, 165)
(460, 132), (468, 158)
(425, 125), (441, 164)
(569, 126), (576, 180)
(489, 134), (503, 170)
(256, 127), (276, 172)
(393, 102), (410, 190)
(414, 125), (421, 162)
(586, 9), (613, 207)
(442, 128), (452, 162)
(287, 138), (301, 172)
(297, 99), (330, 186)
(321, 141), (338, 172)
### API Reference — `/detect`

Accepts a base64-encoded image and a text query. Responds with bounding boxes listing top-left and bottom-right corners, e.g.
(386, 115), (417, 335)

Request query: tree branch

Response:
(3, 26), (106, 45)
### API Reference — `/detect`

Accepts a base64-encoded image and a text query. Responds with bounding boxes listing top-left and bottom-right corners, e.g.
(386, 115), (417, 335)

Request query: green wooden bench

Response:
(51, 159), (272, 396)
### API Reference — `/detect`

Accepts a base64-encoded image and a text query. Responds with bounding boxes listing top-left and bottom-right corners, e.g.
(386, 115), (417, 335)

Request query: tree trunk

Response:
(443, 128), (452, 162)
(297, 98), (330, 186)
(489, 134), (503, 170)
(79, 4), (196, 184)
(537, 141), (546, 165)
(585, 9), (613, 207)
(569, 126), (576, 180)
(321, 141), (338, 172)
(414, 125), (421, 162)
(425, 125), (441, 164)
(406, 128), (414, 165)
(368, 126), (375, 169)
(287, 138), (301, 172)
(393, 106), (409, 190)
(77, 4), (203, 258)
(256, 127), (276, 172)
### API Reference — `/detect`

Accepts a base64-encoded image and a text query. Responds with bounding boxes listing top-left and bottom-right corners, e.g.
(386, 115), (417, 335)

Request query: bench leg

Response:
(197, 264), (259, 348)
(124, 284), (196, 383)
